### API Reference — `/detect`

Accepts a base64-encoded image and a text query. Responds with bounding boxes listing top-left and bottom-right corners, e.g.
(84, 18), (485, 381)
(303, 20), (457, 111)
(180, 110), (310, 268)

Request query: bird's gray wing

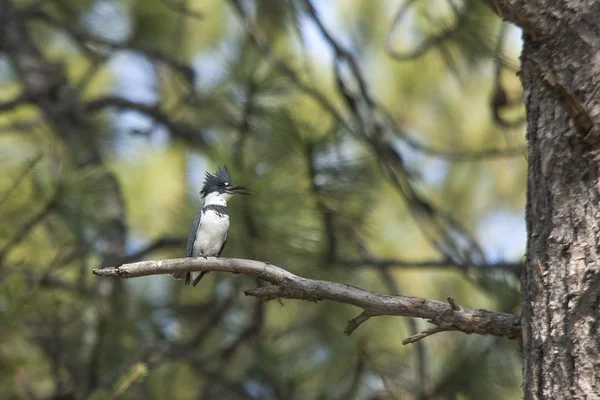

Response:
(186, 210), (203, 257)
(217, 233), (228, 256)
(172, 210), (203, 281)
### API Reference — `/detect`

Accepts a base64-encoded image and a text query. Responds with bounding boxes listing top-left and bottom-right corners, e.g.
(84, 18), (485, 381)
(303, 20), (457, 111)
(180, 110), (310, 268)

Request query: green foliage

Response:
(0, 0), (525, 399)
(89, 362), (148, 400)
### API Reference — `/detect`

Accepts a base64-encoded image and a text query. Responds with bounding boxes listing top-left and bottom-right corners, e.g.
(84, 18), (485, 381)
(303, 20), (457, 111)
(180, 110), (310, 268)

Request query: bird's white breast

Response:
(192, 209), (229, 257)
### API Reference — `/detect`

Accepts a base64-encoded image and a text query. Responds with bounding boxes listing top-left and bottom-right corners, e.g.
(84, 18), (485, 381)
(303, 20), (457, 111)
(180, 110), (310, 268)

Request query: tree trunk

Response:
(517, 2), (600, 398)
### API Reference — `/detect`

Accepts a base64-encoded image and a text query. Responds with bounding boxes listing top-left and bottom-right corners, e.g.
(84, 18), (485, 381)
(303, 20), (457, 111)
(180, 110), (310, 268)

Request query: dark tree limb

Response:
(402, 326), (447, 345)
(0, 153), (42, 207)
(338, 257), (522, 275)
(0, 93), (29, 112)
(93, 257), (521, 343)
(231, 0), (525, 163)
(385, 0), (469, 61)
(302, 0), (488, 268)
(344, 311), (372, 335)
(26, 9), (196, 82)
(120, 237), (187, 264)
(85, 96), (206, 146)
(0, 198), (54, 265)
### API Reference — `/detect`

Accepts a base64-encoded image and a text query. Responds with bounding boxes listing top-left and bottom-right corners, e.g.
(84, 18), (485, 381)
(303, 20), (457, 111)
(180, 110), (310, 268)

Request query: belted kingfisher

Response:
(172, 165), (252, 286)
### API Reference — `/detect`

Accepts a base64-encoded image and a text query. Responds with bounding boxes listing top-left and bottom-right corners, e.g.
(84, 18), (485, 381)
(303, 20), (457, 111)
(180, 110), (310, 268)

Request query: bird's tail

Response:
(172, 271), (209, 286)
(192, 271), (209, 287)
(171, 271), (191, 285)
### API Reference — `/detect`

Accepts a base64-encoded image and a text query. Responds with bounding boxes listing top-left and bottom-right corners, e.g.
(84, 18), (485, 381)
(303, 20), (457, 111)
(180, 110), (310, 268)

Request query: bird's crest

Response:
(201, 165), (232, 198)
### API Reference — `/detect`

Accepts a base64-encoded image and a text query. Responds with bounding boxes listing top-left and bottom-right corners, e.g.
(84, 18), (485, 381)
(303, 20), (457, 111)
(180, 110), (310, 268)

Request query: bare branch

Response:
(344, 311), (372, 336)
(93, 257), (521, 343)
(447, 296), (460, 311)
(402, 326), (447, 345)
(354, 233), (427, 398)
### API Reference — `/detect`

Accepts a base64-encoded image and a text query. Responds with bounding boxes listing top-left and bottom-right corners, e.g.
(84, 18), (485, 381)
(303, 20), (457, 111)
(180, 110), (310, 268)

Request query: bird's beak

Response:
(224, 185), (254, 195)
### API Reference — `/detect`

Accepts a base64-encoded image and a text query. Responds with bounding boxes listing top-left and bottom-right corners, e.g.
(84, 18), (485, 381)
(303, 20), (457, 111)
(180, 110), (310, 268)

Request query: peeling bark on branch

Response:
(93, 257), (521, 343)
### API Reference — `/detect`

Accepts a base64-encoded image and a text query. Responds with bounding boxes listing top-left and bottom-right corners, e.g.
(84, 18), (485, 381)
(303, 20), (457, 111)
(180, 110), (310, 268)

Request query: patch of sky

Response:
(298, 0), (363, 68)
(193, 55), (227, 89)
(311, 1), (351, 47)
(186, 151), (209, 199)
(193, 40), (241, 90)
(505, 24), (523, 60)
(110, 51), (156, 103)
(299, 9), (335, 68)
(244, 380), (275, 400)
(391, 137), (449, 187)
(420, 156), (449, 186)
(445, 226), (487, 265)
(109, 115), (171, 157)
(390, 138), (524, 266)
(123, 236), (176, 306)
(385, 0), (422, 51)
(362, 372), (386, 398)
(83, 0), (131, 42)
(310, 345), (330, 365)
(312, 138), (364, 185)
(127, 275), (172, 310)
(0, 56), (15, 85)
(230, 81), (250, 105)
(223, 307), (251, 339)
(151, 309), (180, 339)
(214, 278), (237, 301)
(108, 51), (166, 155)
(476, 210), (526, 263)
(122, 237), (176, 314)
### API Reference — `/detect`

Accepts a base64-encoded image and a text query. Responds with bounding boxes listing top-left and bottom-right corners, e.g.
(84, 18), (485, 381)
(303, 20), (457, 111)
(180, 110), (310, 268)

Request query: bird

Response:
(172, 165), (253, 286)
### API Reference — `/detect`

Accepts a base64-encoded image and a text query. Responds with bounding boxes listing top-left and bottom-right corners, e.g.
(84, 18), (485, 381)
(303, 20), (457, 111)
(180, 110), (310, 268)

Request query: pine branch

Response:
(93, 257), (521, 344)
(85, 96), (206, 146)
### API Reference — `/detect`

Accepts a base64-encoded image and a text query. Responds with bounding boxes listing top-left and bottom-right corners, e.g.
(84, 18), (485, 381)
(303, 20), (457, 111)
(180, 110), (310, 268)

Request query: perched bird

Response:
(172, 165), (252, 286)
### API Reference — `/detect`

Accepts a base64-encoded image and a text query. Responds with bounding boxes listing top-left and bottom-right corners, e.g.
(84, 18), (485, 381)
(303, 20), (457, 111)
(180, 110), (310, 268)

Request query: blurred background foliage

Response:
(0, 0), (526, 399)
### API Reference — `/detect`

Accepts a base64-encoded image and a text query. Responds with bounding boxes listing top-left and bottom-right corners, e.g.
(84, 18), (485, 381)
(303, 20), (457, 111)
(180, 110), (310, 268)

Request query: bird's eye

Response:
(219, 182), (225, 187)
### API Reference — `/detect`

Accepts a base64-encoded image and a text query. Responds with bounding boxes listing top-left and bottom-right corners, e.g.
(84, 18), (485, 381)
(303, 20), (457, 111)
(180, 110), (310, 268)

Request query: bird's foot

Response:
(202, 255), (208, 259)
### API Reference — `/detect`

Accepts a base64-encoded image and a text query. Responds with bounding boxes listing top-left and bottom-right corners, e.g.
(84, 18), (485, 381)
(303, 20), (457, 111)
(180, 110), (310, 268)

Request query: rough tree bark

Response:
(486, 0), (600, 398)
